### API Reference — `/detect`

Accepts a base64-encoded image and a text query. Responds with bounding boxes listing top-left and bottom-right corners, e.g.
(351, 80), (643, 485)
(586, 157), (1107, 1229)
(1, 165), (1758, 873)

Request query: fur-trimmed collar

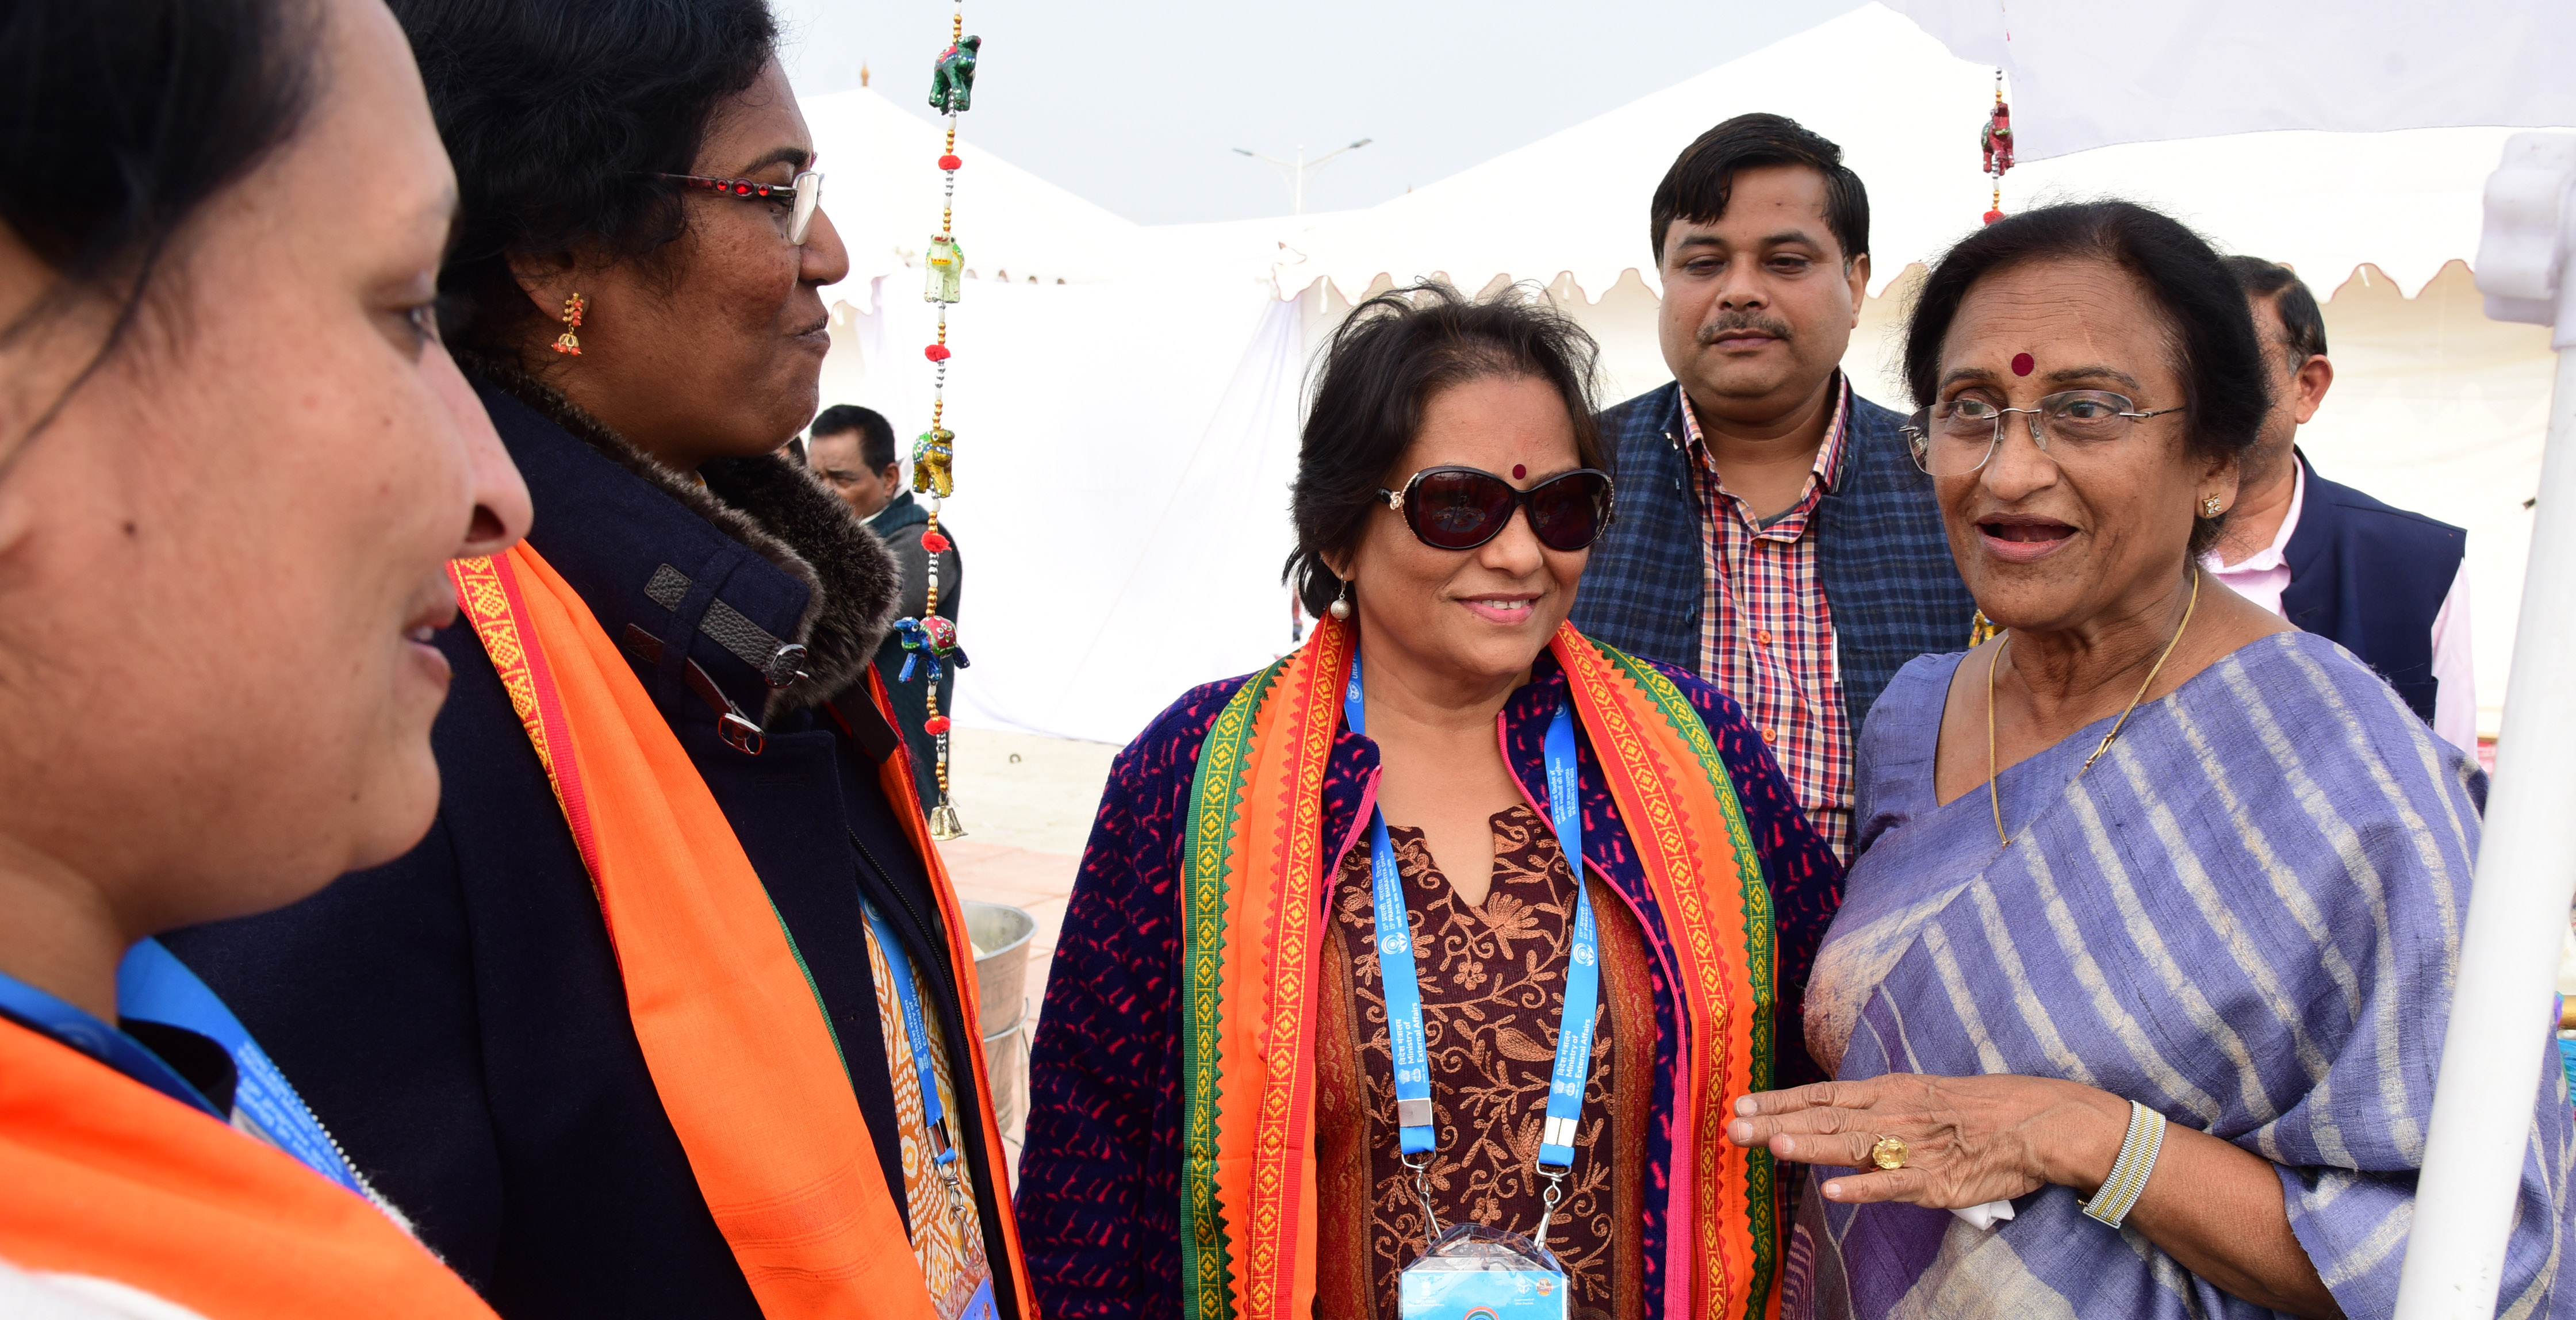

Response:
(461, 353), (898, 717)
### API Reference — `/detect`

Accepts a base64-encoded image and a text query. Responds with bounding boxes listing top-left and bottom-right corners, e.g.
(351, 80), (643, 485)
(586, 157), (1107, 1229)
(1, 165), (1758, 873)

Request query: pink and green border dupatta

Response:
(1179, 616), (1784, 1320)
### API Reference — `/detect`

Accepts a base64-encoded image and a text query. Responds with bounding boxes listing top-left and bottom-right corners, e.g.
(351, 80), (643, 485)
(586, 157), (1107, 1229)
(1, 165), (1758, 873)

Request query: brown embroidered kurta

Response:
(1316, 803), (1653, 1320)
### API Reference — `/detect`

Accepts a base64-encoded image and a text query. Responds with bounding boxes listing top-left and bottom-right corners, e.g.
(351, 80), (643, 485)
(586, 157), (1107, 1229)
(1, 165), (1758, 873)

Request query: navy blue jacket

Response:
(1569, 379), (1979, 736)
(2282, 451), (2466, 724)
(164, 370), (1021, 1320)
(867, 490), (961, 811)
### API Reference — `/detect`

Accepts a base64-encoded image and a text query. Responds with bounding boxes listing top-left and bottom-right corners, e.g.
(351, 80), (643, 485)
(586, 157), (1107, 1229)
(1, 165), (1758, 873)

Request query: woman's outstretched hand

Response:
(1724, 1073), (2130, 1208)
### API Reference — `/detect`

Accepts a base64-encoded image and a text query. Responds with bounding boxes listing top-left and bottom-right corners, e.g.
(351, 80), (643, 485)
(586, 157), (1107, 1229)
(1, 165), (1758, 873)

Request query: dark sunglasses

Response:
(1378, 466), (1615, 552)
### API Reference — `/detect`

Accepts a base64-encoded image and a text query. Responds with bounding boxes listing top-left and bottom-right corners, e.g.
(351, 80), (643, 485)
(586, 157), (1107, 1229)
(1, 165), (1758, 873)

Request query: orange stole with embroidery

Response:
(1178, 616), (1780, 1320)
(445, 546), (1032, 1320)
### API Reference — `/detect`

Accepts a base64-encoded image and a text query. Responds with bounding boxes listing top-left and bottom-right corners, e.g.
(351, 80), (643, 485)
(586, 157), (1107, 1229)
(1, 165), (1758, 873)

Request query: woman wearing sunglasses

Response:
(1016, 283), (1842, 1320)
(159, 2), (1034, 1318)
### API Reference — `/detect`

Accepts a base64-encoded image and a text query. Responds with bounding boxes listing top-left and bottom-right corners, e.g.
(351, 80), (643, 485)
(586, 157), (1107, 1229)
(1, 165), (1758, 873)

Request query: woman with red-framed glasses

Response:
(1017, 281), (1845, 1320)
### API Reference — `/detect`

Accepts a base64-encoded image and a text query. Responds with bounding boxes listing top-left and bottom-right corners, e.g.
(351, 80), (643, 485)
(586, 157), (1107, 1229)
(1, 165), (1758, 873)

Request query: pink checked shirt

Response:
(1680, 379), (1854, 859)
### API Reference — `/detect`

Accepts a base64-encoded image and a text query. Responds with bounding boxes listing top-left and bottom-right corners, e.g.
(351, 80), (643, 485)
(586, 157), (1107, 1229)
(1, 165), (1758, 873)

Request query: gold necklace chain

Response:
(1987, 569), (2202, 849)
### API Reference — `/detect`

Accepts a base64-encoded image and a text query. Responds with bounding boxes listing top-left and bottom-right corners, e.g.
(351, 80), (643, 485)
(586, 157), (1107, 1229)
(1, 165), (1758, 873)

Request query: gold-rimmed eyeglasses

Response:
(1902, 390), (2186, 478)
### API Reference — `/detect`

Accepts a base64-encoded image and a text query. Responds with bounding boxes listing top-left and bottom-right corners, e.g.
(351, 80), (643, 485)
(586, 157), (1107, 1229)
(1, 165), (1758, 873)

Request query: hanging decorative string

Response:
(902, 10), (980, 841)
(1980, 69), (2014, 225)
(1962, 67), (2015, 651)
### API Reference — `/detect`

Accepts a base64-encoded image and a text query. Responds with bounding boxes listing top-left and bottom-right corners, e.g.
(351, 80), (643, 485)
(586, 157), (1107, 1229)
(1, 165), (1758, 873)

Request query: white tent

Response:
(1275, 5), (2541, 303)
(800, 85), (1138, 290)
(1885, 0), (2576, 160)
(809, 3), (2565, 750)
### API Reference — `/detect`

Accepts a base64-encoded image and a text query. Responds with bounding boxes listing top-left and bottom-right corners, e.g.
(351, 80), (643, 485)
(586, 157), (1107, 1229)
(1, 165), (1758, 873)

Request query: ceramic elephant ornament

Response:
(929, 35), (980, 114)
(911, 427), (956, 500)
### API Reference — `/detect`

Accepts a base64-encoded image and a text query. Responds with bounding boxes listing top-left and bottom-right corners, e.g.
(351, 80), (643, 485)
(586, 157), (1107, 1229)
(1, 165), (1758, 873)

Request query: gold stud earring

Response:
(1327, 578), (1352, 620)
(553, 292), (586, 356)
(2201, 496), (2224, 517)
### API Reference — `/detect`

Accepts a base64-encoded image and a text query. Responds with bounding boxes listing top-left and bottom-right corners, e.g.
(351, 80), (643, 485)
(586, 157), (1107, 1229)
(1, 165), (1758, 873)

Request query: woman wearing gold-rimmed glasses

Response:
(1728, 201), (2574, 1319)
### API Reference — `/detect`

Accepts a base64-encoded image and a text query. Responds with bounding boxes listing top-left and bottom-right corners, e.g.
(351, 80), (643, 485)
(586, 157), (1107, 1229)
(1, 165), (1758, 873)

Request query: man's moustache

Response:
(1699, 318), (1793, 345)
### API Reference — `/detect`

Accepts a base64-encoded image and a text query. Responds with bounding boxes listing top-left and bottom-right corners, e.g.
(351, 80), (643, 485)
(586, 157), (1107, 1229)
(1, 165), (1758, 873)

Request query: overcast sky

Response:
(775, 0), (1868, 225)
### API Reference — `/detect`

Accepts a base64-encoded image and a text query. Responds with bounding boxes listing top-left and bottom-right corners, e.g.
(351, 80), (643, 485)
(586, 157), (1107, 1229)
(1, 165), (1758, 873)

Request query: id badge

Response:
(1397, 1224), (1568, 1320)
(946, 1272), (997, 1320)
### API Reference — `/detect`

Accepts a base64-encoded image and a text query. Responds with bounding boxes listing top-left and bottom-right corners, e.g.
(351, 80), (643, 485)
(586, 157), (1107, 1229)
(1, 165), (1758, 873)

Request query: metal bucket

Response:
(964, 901), (1036, 1144)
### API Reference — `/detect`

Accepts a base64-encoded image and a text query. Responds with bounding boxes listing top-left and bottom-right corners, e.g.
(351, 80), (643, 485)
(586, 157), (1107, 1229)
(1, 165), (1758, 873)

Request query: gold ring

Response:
(1869, 1135), (1908, 1171)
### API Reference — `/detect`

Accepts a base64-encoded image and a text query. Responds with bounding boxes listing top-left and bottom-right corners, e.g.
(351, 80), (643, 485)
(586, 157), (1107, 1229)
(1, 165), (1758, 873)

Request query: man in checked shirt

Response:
(1571, 113), (1978, 860)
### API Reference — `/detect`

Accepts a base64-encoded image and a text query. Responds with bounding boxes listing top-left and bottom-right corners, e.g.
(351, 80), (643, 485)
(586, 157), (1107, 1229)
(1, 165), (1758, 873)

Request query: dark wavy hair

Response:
(0, 0), (318, 432)
(1903, 201), (2270, 557)
(391, 0), (779, 356)
(1284, 282), (1604, 616)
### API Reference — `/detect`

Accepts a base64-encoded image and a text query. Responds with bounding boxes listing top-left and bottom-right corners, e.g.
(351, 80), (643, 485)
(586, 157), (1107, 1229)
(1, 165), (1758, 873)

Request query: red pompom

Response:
(921, 531), (951, 553)
(1983, 209), (2007, 225)
(925, 344), (952, 362)
(938, 154), (963, 171)
(925, 715), (952, 735)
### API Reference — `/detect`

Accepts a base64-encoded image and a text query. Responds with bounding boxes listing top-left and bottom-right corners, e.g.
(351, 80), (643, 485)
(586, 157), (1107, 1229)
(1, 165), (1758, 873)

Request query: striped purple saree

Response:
(1793, 631), (2575, 1318)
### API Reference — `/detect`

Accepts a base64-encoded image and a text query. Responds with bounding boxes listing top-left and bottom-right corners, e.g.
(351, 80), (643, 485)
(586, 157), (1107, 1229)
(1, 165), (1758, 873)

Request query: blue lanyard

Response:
(0, 956), (218, 1118)
(862, 898), (959, 1165)
(116, 938), (369, 1195)
(1344, 653), (1602, 1173)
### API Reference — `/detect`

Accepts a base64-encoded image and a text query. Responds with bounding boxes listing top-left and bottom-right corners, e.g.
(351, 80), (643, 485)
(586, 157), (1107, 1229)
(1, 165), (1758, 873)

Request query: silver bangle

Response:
(2079, 1099), (2165, 1229)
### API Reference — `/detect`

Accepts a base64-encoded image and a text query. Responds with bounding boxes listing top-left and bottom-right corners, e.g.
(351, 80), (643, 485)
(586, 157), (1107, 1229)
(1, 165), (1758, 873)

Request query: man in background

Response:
(2207, 258), (2474, 755)
(1570, 113), (1976, 859)
(810, 404), (964, 809)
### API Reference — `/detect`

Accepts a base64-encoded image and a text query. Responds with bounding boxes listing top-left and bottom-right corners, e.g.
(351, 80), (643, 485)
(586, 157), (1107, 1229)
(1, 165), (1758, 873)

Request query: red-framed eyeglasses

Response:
(657, 170), (824, 245)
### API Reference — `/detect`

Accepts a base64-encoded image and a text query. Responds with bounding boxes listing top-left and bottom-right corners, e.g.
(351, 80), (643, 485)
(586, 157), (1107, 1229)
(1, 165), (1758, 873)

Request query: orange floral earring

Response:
(552, 292), (586, 356)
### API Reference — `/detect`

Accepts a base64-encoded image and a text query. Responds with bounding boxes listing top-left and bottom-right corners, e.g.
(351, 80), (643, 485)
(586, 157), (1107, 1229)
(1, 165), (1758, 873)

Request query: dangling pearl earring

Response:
(1328, 578), (1352, 620)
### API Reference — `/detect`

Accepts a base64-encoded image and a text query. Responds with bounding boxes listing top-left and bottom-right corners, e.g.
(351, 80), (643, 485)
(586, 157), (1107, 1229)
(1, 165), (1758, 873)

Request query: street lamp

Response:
(1230, 138), (1373, 216)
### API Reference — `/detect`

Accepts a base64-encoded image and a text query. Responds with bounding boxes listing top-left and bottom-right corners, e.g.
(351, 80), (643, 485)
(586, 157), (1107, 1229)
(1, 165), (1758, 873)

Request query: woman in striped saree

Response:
(1017, 283), (1843, 1320)
(1728, 201), (2575, 1318)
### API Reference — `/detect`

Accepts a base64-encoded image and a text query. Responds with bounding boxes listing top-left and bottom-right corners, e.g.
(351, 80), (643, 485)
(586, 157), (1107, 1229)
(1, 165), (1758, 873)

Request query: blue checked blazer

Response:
(1569, 378), (1979, 739)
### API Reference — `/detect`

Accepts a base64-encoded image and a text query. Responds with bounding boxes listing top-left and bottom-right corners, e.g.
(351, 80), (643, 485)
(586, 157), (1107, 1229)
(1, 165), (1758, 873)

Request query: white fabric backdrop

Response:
(1887, 0), (2576, 160)
(823, 275), (1310, 745)
(1273, 5), (2558, 301)
(800, 86), (1139, 289)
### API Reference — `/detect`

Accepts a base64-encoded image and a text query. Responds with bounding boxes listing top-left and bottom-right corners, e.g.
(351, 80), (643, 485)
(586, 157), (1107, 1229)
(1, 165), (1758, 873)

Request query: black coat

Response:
(164, 366), (1021, 1320)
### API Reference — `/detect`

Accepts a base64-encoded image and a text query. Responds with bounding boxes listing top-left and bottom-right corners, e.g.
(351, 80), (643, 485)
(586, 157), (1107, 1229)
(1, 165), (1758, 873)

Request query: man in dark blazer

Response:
(2206, 258), (2474, 754)
(1571, 113), (1976, 857)
(810, 404), (964, 812)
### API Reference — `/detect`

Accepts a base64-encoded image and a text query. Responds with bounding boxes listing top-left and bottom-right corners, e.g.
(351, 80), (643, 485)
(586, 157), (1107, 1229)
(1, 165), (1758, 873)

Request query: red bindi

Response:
(1512, 463), (1526, 479)
(2011, 352), (2035, 377)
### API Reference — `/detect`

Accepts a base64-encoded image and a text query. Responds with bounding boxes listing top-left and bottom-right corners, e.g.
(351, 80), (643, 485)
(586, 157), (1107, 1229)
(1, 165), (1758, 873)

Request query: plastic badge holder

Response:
(1398, 1223), (1569, 1320)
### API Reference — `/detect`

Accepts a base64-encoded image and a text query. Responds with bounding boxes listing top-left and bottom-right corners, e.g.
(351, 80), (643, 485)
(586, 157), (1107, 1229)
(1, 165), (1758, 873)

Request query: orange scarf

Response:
(446, 544), (1032, 1320)
(0, 1017), (500, 1319)
(1179, 617), (1780, 1320)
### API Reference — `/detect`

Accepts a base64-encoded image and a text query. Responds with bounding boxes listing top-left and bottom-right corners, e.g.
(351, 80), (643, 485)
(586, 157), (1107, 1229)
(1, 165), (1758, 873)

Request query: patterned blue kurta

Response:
(1796, 631), (2575, 1318)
